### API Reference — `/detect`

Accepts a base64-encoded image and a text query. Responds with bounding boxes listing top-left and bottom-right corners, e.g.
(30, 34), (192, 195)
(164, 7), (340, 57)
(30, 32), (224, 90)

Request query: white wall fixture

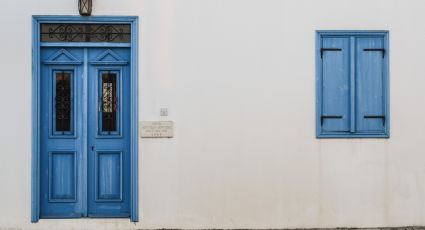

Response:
(140, 121), (174, 138)
(160, 108), (168, 116)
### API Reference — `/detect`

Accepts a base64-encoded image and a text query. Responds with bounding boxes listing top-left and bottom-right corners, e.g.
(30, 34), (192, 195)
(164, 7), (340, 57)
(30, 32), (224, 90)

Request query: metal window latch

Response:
(364, 115), (386, 125)
(320, 48), (342, 58)
(321, 115), (343, 125)
(363, 48), (385, 58)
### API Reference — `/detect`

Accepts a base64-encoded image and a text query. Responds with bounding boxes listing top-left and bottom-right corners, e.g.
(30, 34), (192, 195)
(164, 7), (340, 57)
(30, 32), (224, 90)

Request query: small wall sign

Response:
(140, 121), (173, 138)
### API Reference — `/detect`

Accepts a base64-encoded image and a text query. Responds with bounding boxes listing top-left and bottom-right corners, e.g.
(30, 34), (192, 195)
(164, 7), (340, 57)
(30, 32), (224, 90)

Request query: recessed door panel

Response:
(96, 151), (122, 201)
(49, 152), (77, 202)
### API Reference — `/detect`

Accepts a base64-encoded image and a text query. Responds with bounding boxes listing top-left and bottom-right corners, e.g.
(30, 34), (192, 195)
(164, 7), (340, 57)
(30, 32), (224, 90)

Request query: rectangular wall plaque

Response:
(140, 121), (173, 138)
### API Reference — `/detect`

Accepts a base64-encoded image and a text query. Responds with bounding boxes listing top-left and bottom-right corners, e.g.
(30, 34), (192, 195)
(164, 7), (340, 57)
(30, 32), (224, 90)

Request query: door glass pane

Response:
(101, 72), (117, 132)
(55, 71), (72, 132)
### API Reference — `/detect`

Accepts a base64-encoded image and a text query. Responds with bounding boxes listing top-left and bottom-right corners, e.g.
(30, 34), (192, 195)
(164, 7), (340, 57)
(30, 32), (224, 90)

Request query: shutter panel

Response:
(321, 37), (351, 132)
(356, 37), (386, 132)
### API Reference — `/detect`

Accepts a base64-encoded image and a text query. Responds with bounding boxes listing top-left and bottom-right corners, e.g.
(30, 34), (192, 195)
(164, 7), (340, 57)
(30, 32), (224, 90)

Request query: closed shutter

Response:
(356, 37), (386, 132)
(321, 37), (351, 132)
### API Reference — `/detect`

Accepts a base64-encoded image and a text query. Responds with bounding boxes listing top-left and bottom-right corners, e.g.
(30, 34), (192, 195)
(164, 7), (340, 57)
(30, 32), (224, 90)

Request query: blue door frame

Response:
(32, 16), (139, 222)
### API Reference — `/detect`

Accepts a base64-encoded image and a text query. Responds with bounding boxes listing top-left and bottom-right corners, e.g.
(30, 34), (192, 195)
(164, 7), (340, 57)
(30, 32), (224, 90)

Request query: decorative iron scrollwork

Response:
(55, 72), (72, 132)
(102, 82), (116, 113)
(41, 24), (131, 43)
(101, 72), (118, 132)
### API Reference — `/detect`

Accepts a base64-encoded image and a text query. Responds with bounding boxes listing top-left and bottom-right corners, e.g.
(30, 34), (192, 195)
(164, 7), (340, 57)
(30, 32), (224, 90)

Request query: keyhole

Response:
(92, 145), (94, 151)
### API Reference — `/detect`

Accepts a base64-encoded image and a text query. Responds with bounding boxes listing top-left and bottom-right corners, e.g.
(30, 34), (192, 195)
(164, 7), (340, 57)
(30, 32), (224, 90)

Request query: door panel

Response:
(96, 151), (122, 201)
(87, 48), (131, 217)
(40, 48), (84, 217)
(49, 151), (77, 202)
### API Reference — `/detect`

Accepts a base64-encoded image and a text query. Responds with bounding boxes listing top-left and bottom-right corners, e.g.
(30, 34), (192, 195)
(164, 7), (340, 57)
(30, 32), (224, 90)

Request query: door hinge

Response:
(321, 115), (343, 126)
(363, 48), (385, 58)
(320, 48), (342, 58)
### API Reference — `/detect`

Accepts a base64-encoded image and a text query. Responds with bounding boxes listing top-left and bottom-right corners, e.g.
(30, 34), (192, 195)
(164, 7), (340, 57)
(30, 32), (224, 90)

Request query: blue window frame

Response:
(316, 31), (389, 138)
(97, 69), (122, 137)
(51, 69), (76, 137)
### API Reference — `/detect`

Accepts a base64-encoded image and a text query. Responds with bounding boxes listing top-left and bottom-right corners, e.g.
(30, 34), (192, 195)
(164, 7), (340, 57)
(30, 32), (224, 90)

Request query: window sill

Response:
(317, 132), (390, 138)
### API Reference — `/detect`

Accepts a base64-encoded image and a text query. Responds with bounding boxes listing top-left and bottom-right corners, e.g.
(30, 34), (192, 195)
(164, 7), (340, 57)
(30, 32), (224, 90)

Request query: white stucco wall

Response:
(1, 0), (425, 229)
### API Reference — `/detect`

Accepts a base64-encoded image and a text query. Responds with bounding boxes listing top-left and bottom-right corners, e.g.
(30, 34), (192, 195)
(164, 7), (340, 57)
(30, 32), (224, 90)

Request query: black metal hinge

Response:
(364, 115), (386, 125)
(320, 48), (342, 58)
(321, 115), (343, 126)
(363, 48), (386, 58)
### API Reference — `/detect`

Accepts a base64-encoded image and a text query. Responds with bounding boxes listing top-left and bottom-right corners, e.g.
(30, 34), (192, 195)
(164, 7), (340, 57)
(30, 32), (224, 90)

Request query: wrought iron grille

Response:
(55, 71), (72, 132)
(41, 24), (131, 42)
(101, 72), (117, 132)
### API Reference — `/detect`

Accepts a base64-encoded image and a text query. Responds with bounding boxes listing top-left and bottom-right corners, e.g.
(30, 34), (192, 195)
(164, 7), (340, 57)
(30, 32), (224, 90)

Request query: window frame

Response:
(316, 30), (390, 138)
(97, 68), (122, 137)
(50, 68), (76, 137)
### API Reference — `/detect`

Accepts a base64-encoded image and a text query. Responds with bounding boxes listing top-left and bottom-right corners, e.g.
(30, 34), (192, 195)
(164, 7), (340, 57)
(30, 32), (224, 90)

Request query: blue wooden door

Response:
(87, 48), (131, 217)
(39, 47), (131, 218)
(40, 48), (84, 217)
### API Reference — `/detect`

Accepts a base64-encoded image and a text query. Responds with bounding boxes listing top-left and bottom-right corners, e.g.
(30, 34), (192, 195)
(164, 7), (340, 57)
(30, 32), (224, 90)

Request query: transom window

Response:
(40, 24), (131, 43)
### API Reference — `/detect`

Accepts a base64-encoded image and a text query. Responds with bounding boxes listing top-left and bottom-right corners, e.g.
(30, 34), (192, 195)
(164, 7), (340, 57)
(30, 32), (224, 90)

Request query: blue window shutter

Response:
(321, 37), (351, 132)
(356, 37), (386, 132)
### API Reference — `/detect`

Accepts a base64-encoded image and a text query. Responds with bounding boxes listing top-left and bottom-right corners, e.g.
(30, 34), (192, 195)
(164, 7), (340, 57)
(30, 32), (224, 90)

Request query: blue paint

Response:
(41, 42), (131, 48)
(356, 37), (386, 132)
(43, 49), (83, 65)
(39, 47), (131, 218)
(95, 151), (123, 202)
(316, 31), (389, 138)
(321, 37), (351, 132)
(91, 49), (128, 65)
(31, 16), (41, 223)
(32, 16), (139, 222)
(130, 17), (139, 222)
(87, 48), (131, 216)
(82, 48), (89, 216)
(40, 48), (84, 217)
(49, 152), (77, 202)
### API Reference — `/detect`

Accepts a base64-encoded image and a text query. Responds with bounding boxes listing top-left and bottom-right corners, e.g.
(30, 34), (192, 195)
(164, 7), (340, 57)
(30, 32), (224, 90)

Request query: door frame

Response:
(31, 15), (139, 222)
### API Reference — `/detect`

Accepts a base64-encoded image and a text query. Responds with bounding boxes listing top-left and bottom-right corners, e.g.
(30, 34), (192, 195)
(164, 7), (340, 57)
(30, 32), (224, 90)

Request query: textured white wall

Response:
(0, 0), (425, 229)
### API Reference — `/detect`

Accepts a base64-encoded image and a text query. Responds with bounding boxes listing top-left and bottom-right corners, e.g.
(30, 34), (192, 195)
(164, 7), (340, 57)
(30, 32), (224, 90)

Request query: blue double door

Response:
(39, 47), (131, 218)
